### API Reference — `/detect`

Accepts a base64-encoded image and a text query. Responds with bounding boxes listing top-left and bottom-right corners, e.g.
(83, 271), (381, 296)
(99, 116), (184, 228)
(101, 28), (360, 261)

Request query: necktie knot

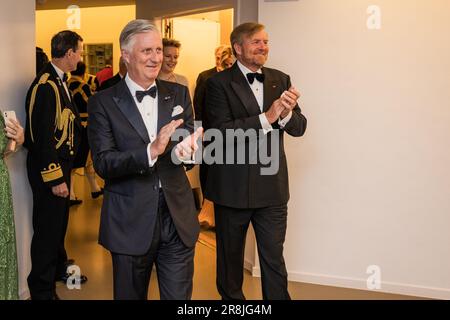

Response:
(136, 86), (157, 103)
(62, 73), (68, 83)
(246, 72), (265, 84)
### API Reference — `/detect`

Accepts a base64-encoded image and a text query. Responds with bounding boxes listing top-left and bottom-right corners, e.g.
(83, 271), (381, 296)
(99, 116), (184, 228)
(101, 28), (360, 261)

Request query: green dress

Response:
(0, 116), (19, 300)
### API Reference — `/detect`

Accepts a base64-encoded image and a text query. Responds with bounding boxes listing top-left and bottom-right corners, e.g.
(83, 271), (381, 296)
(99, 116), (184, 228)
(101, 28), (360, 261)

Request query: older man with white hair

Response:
(88, 19), (202, 300)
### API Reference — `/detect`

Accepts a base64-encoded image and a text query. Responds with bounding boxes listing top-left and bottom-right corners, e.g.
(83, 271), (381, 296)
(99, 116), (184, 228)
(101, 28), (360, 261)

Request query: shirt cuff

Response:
(176, 143), (196, 164)
(278, 111), (293, 128)
(147, 143), (158, 167)
(259, 113), (273, 135)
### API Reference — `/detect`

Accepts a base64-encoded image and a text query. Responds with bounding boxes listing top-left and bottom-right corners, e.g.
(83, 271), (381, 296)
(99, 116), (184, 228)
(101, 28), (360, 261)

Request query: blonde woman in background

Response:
(158, 38), (189, 87)
(219, 46), (235, 70)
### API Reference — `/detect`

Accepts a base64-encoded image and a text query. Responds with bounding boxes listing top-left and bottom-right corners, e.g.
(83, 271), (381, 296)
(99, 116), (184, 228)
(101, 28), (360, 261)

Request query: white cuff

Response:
(175, 143), (196, 164)
(278, 111), (293, 128)
(147, 143), (158, 167)
(259, 113), (273, 135)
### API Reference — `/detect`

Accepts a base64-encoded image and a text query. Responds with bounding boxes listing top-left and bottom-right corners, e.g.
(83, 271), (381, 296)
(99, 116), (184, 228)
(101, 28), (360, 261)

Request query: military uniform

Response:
(68, 75), (90, 169)
(85, 73), (98, 93)
(24, 62), (81, 299)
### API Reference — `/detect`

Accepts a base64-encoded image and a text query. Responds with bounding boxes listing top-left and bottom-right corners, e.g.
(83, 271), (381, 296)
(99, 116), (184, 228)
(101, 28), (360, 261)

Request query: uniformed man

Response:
(25, 30), (86, 300)
(68, 61), (103, 204)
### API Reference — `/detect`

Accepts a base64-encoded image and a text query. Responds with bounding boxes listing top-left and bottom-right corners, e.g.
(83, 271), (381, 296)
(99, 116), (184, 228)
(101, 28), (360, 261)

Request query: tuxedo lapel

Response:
(113, 80), (150, 144)
(230, 64), (262, 117)
(262, 68), (280, 112)
(156, 79), (175, 132)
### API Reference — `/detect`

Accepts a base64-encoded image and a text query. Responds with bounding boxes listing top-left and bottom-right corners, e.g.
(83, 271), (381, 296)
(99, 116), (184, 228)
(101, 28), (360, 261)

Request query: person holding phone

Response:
(0, 110), (24, 300)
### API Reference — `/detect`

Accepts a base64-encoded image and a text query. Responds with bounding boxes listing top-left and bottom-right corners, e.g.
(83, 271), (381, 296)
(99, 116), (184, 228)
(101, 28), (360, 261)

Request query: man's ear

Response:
(66, 48), (74, 57)
(121, 50), (130, 64)
(233, 43), (242, 57)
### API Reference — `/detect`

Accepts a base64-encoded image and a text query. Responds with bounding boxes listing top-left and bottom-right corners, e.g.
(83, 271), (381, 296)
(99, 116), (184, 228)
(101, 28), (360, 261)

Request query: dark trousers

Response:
(111, 190), (195, 300)
(214, 203), (291, 300)
(27, 156), (72, 300)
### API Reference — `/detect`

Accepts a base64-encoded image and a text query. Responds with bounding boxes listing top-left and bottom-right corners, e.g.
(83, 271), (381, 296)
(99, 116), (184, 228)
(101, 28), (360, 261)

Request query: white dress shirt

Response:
(237, 61), (292, 134)
(125, 74), (158, 167)
(51, 62), (71, 101)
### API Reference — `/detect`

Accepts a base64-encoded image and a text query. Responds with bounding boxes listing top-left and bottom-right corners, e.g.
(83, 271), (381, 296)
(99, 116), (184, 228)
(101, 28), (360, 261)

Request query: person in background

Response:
(25, 30), (88, 300)
(0, 113), (24, 300)
(157, 38), (200, 210)
(157, 38), (189, 88)
(204, 22), (307, 300)
(193, 45), (227, 121)
(195, 45), (233, 229)
(36, 47), (49, 76)
(98, 57), (127, 91)
(95, 58), (113, 86)
(219, 46), (236, 70)
(68, 61), (103, 206)
(85, 72), (99, 93)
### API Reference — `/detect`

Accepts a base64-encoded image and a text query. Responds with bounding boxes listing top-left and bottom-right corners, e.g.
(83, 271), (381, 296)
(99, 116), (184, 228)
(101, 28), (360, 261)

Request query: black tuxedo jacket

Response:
(193, 67), (218, 121)
(204, 63), (307, 208)
(87, 79), (199, 255)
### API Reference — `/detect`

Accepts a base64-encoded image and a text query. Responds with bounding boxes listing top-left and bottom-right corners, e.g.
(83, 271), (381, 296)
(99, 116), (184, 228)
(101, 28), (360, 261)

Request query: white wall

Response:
(0, 0), (35, 299)
(260, 0), (450, 299)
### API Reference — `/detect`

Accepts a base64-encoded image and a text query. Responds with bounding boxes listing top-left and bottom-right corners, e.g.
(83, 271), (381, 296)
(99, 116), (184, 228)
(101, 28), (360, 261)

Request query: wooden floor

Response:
(57, 172), (424, 300)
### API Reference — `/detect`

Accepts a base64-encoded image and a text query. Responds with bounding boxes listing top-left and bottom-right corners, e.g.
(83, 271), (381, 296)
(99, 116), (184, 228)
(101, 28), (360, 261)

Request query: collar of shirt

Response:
(237, 60), (263, 83)
(237, 60), (264, 110)
(51, 62), (66, 82)
(125, 73), (156, 100)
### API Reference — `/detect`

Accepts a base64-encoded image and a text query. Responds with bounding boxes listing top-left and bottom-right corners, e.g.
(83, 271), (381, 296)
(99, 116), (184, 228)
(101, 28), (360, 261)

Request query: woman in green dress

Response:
(0, 114), (24, 300)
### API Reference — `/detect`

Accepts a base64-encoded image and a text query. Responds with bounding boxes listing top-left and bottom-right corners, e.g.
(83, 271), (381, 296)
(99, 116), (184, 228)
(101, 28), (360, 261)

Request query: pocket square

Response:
(171, 105), (184, 117)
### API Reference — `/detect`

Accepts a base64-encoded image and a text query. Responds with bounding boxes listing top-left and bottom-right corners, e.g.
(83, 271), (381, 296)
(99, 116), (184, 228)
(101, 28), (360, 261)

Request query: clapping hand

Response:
(280, 86), (301, 118)
(175, 127), (204, 162)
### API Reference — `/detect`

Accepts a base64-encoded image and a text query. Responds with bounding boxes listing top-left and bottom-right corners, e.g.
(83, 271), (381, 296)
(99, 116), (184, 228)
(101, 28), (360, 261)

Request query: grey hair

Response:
(120, 19), (159, 51)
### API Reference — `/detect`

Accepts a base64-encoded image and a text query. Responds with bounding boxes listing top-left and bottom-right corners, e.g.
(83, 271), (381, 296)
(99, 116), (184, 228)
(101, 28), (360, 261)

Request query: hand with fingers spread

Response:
(175, 127), (204, 161)
(280, 86), (301, 118)
(150, 119), (184, 160)
(4, 118), (25, 145)
(52, 182), (69, 198)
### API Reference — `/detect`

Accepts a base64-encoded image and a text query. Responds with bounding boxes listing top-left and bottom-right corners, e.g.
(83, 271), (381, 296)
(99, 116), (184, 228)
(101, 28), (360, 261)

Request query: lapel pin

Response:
(164, 95), (171, 101)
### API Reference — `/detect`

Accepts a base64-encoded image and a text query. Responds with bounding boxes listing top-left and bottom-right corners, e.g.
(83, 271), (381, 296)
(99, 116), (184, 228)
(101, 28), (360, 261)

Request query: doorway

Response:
(160, 8), (234, 248)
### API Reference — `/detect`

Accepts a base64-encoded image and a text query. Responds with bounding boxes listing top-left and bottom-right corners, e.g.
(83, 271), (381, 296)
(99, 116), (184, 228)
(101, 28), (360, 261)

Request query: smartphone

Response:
(3, 110), (17, 122)
(2, 110), (17, 154)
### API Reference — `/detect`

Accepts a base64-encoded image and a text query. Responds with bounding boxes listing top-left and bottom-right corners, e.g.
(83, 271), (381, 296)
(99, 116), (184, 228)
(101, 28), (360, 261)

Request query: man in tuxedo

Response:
(204, 22), (307, 300)
(25, 30), (86, 300)
(88, 19), (202, 300)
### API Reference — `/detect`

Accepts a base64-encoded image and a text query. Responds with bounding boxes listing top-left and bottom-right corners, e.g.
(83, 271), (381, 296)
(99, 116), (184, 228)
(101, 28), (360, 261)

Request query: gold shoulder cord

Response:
(68, 78), (89, 127)
(68, 77), (89, 103)
(28, 73), (76, 154)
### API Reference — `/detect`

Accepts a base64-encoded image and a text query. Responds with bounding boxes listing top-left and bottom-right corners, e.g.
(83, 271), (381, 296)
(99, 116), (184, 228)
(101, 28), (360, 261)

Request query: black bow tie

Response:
(136, 86), (157, 102)
(246, 72), (265, 84)
(62, 73), (68, 83)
